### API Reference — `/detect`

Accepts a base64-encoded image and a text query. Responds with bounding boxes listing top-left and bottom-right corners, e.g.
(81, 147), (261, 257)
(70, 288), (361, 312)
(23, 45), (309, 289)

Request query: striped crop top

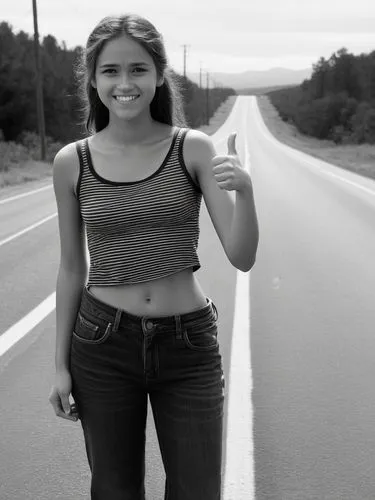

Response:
(75, 127), (203, 286)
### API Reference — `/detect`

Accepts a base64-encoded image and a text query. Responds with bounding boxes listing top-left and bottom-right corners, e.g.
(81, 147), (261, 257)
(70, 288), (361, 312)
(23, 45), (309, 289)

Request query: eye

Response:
(102, 68), (116, 74)
(133, 67), (147, 73)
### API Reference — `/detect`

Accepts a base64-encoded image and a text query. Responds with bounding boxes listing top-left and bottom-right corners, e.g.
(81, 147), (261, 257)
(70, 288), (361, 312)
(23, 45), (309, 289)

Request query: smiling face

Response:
(91, 35), (164, 123)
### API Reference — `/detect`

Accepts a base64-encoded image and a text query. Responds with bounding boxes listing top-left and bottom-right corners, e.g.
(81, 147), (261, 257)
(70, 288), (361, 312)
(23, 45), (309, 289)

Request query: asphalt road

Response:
(1, 96), (375, 499)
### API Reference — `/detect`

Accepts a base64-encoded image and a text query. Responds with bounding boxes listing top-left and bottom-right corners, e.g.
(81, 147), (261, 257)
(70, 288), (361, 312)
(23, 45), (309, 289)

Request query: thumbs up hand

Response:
(212, 133), (252, 192)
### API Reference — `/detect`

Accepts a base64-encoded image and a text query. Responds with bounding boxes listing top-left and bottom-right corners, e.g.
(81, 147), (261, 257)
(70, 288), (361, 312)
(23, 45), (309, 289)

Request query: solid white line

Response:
(0, 293), (56, 357)
(0, 184), (52, 205)
(0, 213), (57, 248)
(223, 270), (254, 500)
(223, 105), (255, 499)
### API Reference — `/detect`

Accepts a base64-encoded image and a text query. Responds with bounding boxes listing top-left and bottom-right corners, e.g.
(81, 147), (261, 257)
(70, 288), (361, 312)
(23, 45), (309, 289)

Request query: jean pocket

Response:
(182, 321), (219, 351)
(72, 311), (113, 345)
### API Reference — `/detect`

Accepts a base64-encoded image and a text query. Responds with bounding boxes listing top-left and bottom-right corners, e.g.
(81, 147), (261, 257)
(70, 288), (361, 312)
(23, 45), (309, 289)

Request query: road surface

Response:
(1, 96), (375, 499)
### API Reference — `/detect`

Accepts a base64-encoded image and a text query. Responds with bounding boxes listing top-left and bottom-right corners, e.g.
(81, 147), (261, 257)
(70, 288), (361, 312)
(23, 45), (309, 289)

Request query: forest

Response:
(0, 21), (234, 162)
(267, 47), (375, 144)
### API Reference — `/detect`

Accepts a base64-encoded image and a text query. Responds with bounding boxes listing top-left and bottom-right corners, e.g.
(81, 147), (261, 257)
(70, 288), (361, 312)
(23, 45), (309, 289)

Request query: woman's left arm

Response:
(185, 130), (259, 272)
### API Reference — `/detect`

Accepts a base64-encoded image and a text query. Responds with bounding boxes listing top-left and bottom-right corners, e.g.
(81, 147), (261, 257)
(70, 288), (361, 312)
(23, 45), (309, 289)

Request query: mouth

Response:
(113, 95), (140, 104)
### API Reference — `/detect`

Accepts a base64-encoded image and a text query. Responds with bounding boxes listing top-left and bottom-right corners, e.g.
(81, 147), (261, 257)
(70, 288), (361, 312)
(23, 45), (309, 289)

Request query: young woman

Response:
(48, 13), (258, 500)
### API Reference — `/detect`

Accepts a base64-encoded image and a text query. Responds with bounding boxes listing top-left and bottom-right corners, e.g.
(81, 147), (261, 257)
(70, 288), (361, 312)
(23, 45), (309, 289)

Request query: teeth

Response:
(115, 95), (139, 102)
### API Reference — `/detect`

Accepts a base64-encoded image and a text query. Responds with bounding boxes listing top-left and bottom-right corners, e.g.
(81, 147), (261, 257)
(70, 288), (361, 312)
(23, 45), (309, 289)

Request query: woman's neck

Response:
(103, 113), (159, 147)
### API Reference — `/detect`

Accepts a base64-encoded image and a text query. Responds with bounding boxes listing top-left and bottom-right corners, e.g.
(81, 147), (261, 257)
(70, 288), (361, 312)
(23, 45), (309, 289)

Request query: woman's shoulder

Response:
(52, 140), (83, 196)
(54, 140), (82, 163)
(183, 127), (212, 143)
(181, 128), (215, 167)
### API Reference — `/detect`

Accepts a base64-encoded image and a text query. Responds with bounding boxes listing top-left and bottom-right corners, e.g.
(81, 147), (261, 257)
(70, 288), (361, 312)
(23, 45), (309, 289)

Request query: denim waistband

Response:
(80, 285), (218, 334)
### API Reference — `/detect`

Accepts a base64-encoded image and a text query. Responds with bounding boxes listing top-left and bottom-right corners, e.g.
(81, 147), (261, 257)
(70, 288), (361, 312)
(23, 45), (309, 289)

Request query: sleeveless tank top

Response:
(75, 127), (202, 286)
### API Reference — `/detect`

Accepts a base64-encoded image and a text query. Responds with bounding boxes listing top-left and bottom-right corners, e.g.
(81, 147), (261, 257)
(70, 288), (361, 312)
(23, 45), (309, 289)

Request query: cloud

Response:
(3, 0), (375, 73)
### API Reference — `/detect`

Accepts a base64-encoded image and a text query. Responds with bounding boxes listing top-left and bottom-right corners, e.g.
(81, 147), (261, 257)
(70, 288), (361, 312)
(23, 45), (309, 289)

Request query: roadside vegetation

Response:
(256, 95), (375, 181)
(267, 48), (375, 146)
(0, 131), (62, 188)
(255, 47), (375, 181)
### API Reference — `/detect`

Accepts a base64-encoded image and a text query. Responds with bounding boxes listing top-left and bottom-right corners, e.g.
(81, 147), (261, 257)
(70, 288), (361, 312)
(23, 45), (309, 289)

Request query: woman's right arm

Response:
(49, 143), (87, 421)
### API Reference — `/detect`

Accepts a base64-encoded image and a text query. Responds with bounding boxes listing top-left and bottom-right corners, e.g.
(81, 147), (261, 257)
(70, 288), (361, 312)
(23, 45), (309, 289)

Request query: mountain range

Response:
(188, 67), (313, 90)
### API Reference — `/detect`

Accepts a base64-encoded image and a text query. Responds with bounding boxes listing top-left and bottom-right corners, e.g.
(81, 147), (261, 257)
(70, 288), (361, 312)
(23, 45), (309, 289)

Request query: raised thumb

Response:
(227, 132), (237, 155)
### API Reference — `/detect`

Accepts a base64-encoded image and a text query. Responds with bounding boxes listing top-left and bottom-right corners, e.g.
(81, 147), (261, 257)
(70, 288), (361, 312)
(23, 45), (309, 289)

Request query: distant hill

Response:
(188, 67), (312, 90)
(237, 84), (298, 95)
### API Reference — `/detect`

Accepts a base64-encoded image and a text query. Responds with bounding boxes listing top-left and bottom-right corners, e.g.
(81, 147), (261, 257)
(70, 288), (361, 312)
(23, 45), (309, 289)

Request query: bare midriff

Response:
(89, 267), (207, 316)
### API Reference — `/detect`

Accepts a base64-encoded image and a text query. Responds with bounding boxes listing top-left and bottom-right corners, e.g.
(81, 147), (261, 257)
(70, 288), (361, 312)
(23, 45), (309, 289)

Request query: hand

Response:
(49, 370), (79, 422)
(212, 133), (252, 192)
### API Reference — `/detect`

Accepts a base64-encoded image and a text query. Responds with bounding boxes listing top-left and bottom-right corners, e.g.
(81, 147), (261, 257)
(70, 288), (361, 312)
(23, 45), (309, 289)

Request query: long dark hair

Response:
(75, 14), (187, 134)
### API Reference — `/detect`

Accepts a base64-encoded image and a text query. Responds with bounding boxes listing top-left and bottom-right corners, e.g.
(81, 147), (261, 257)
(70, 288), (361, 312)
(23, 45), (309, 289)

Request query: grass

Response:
(0, 160), (53, 189)
(198, 95), (237, 136)
(256, 95), (375, 182)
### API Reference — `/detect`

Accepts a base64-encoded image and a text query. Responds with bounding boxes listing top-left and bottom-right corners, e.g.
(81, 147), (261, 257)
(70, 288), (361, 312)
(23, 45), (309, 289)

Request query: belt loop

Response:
(174, 314), (182, 340)
(113, 308), (122, 333)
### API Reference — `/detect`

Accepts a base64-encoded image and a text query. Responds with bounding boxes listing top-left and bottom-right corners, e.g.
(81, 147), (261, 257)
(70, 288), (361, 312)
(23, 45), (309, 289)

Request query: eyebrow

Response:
(99, 62), (150, 69)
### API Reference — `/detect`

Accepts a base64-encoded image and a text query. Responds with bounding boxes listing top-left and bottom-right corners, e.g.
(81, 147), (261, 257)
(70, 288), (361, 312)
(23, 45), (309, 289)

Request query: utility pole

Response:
(181, 44), (190, 79)
(206, 72), (210, 125)
(32, 0), (46, 161)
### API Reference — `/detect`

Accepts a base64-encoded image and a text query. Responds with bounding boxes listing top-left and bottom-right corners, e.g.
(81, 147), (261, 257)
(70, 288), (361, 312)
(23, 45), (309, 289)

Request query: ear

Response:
(156, 75), (165, 87)
(91, 78), (97, 89)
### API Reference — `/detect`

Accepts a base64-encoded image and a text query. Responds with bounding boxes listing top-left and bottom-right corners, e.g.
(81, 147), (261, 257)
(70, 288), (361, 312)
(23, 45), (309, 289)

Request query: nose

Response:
(117, 71), (133, 88)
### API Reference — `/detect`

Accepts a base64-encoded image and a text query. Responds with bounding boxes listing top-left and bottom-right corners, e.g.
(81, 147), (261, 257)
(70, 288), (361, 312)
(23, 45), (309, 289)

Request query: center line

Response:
(223, 269), (254, 500)
(223, 102), (255, 499)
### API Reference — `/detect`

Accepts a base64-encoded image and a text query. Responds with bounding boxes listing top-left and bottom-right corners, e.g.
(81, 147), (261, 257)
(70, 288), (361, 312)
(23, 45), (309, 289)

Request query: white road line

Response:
(0, 213), (57, 248)
(223, 270), (254, 500)
(0, 184), (52, 205)
(0, 293), (56, 357)
(223, 103), (255, 499)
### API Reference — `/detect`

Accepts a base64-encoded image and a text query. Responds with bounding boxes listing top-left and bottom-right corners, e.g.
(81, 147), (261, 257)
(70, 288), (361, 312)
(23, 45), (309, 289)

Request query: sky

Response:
(2, 0), (375, 78)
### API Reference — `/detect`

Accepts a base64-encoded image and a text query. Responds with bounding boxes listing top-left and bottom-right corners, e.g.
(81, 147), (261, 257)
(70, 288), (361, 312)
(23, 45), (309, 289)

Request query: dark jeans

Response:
(70, 285), (225, 500)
